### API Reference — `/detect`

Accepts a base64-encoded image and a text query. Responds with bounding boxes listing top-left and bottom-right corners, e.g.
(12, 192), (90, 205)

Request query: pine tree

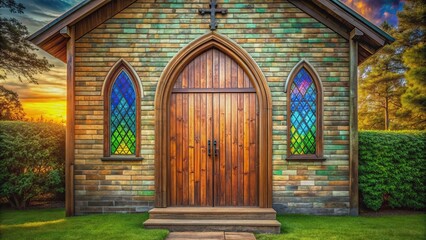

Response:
(359, 23), (404, 130)
(398, 0), (426, 115)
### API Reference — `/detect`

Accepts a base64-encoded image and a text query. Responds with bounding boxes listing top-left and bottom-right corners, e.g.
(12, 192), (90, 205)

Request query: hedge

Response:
(0, 121), (65, 209)
(359, 131), (426, 211)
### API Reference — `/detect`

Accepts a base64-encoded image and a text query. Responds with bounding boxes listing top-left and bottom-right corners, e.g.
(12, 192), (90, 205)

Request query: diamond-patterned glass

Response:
(290, 68), (317, 155)
(110, 71), (136, 155)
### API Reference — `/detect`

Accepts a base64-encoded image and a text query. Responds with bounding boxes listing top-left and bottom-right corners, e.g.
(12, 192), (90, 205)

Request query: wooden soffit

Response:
(27, 0), (136, 62)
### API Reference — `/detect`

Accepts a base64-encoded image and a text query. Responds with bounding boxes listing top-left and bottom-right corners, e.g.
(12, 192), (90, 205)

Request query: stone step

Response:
(148, 207), (277, 220)
(144, 219), (281, 234)
(165, 232), (256, 240)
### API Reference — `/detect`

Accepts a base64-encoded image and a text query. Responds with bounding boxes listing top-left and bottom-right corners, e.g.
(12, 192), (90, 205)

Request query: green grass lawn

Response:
(0, 208), (424, 240)
(0, 208), (168, 240)
(257, 214), (426, 240)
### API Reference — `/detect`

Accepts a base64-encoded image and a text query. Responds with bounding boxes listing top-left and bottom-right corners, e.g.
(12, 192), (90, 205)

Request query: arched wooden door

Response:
(168, 48), (259, 207)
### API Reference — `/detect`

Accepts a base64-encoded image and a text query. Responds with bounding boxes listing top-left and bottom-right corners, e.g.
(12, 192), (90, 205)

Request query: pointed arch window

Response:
(286, 61), (324, 160)
(102, 60), (142, 160)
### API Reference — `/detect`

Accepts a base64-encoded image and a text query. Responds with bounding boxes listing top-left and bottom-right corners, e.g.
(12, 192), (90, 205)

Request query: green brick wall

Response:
(74, 0), (350, 215)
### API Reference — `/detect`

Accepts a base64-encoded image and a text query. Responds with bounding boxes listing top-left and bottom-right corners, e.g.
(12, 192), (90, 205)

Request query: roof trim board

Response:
(330, 0), (394, 42)
(28, 0), (111, 46)
(314, 0), (386, 45)
(28, 0), (394, 64)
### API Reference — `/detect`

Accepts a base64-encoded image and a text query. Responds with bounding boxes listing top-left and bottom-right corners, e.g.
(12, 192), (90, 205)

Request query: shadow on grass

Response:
(0, 208), (168, 240)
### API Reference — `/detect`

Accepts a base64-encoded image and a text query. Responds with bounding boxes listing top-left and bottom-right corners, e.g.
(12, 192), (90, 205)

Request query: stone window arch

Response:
(102, 59), (143, 158)
(285, 60), (324, 160)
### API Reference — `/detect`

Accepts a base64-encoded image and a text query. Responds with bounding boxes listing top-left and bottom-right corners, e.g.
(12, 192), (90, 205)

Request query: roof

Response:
(330, 0), (394, 42)
(28, 0), (394, 64)
(27, 0), (136, 62)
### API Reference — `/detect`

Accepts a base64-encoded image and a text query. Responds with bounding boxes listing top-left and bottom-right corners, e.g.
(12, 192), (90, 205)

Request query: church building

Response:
(29, 0), (393, 233)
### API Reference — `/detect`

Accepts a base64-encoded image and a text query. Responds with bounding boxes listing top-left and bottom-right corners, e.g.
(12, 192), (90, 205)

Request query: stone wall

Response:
(73, 0), (350, 215)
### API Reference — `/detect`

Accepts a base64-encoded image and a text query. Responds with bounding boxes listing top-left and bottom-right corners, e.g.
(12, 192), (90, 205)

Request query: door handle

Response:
(213, 140), (218, 156)
(208, 140), (211, 156)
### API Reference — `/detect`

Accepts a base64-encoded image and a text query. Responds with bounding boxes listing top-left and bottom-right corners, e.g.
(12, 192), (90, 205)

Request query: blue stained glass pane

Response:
(110, 71), (137, 155)
(289, 68), (317, 155)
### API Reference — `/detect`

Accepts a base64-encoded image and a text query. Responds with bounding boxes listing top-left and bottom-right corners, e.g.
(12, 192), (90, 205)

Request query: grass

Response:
(0, 208), (424, 240)
(257, 214), (426, 240)
(0, 208), (168, 240)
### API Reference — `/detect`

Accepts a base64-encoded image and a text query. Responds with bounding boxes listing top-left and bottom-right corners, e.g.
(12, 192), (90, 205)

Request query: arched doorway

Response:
(154, 32), (272, 208)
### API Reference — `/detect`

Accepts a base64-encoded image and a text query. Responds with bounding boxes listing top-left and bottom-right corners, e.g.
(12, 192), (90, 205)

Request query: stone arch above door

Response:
(154, 32), (272, 208)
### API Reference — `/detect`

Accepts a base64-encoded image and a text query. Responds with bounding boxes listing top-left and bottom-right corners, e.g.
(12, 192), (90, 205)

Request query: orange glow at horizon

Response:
(22, 100), (66, 123)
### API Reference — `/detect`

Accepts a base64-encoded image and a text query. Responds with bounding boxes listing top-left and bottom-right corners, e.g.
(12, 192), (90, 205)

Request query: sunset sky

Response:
(1, 0), (404, 122)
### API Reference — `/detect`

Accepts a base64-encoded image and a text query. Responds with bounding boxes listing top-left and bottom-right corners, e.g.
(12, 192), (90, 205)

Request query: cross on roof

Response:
(198, 0), (227, 30)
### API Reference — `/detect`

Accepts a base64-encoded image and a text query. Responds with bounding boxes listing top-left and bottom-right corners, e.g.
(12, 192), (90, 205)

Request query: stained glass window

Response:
(289, 67), (317, 155)
(110, 71), (137, 155)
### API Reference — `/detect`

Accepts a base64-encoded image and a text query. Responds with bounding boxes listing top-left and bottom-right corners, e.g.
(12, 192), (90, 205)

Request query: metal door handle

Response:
(208, 140), (211, 156)
(213, 140), (218, 156)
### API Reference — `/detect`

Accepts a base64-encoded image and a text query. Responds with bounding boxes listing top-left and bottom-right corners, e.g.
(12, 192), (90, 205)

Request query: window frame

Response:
(286, 62), (324, 161)
(103, 62), (142, 159)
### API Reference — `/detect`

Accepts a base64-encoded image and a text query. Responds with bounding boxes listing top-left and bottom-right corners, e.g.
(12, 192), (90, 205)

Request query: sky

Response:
(1, 0), (405, 122)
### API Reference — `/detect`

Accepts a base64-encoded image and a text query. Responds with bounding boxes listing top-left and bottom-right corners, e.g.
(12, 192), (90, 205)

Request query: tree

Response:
(0, 121), (65, 209)
(0, 85), (25, 120)
(398, 0), (426, 115)
(358, 9), (426, 130)
(359, 23), (405, 130)
(0, 0), (52, 84)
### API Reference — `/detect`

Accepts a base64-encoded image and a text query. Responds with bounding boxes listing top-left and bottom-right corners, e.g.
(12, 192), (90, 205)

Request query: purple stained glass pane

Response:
(290, 68), (317, 155)
(110, 71), (136, 155)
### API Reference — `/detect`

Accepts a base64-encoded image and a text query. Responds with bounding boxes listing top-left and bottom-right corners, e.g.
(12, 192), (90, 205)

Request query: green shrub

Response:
(359, 131), (426, 211)
(0, 121), (65, 209)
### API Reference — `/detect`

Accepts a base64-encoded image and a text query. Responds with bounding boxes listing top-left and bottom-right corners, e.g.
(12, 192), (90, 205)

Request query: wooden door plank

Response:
(195, 56), (200, 88)
(200, 93), (207, 206)
(207, 49), (213, 89)
(237, 65), (244, 88)
(176, 94), (183, 206)
(225, 93), (232, 205)
(237, 93), (244, 206)
(225, 54), (232, 88)
(200, 51), (207, 88)
(188, 93), (195, 205)
(213, 93), (220, 206)
(182, 93), (189, 205)
(231, 93), (238, 206)
(175, 74), (182, 89)
(231, 60), (238, 88)
(219, 51), (225, 88)
(219, 93), (226, 206)
(188, 61), (194, 89)
(206, 93), (213, 206)
(229, 59), (238, 206)
(170, 94), (177, 206)
(182, 66), (188, 89)
(194, 93), (201, 206)
(244, 71), (251, 88)
(255, 96), (260, 207)
(249, 93), (258, 206)
(243, 93), (250, 206)
(213, 49), (219, 88)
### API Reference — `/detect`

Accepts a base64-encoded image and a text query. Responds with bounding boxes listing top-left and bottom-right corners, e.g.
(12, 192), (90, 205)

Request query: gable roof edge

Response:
(27, 0), (110, 45)
(330, 0), (395, 43)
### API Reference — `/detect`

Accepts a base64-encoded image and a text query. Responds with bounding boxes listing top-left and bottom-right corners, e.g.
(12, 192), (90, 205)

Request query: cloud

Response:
(0, 0), (82, 121)
(341, 0), (404, 26)
(4, 0), (84, 34)
(25, 0), (77, 12)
